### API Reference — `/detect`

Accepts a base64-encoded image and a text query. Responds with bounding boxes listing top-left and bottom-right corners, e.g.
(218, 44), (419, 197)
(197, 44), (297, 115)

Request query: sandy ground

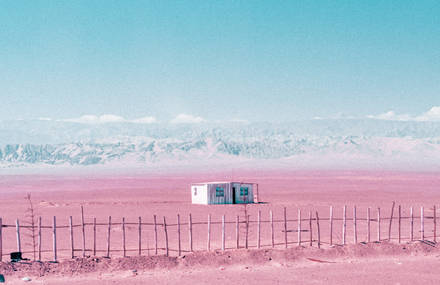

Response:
(1, 169), (440, 283)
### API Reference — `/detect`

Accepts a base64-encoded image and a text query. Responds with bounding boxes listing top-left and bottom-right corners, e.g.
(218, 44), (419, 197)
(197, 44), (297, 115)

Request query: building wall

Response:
(207, 183), (232, 204)
(232, 183), (254, 204)
(191, 184), (208, 204)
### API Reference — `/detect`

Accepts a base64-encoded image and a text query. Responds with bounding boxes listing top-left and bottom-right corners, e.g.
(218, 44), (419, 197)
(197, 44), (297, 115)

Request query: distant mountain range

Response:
(1, 119), (440, 170)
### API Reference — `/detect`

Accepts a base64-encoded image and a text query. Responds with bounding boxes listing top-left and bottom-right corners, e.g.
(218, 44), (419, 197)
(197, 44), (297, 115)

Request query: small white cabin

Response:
(191, 181), (258, 205)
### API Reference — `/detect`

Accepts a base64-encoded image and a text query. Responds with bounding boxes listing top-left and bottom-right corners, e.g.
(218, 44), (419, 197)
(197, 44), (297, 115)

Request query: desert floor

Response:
(1, 169), (440, 283)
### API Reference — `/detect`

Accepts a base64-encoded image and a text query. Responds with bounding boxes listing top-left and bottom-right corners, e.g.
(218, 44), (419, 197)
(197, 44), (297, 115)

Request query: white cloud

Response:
(367, 106), (440, 122)
(60, 114), (157, 124)
(170, 113), (205, 124)
(38, 117), (52, 121)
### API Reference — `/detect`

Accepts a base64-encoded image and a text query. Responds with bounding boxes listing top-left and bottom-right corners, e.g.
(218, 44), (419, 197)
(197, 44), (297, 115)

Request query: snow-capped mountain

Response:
(1, 119), (440, 170)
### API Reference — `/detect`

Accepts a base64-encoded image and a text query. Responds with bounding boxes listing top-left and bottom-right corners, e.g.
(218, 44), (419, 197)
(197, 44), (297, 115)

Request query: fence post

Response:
(222, 215), (225, 251)
(284, 207), (288, 248)
(434, 205), (437, 243)
(207, 214), (211, 251)
(69, 216), (74, 258)
(342, 206), (346, 245)
(53, 216), (57, 262)
(122, 217), (126, 257)
(38, 217), (42, 261)
(388, 202), (395, 241)
(236, 215), (240, 249)
(309, 211), (313, 246)
(410, 207), (414, 241)
(316, 211), (321, 249)
(163, 216), (168, 257)
(81, 205), (86, 258)
(377, 207), (381, 242)
(189, 213), (193, 252)
(367, 207), (371, 243)
(257, 210), (261, 249)
(298, 209), (302, 246)
(398, 205), (401, 244)
(270, 211), (274, 248)
(0, 217), (2, 262)
(177, 214), (181, 255)
(16, 219), (21, 253)
(421, 206), (424, 241)
(353, 206), (357, 244)
(93, 217), (97, 256)
(138, 216), (142, 256)
(245, 214), (249, 249)
(329, 206), (333, 246)
(106, 216), (111, 258)
(153, 215), (158, 255)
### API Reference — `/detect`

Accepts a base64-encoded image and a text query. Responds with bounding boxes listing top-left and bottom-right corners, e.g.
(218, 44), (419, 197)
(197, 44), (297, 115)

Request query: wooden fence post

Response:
(163, 216), (169, 257)
(342, 206), (346, 245)
(257, 210), (261, 249)
(222, 215), (225, 251)
(207, 214), (211, 251)
(316, 211), (320, 249)
(106, 216), (111, 258)
(189, 213), (193, 252)
(153, 215), (158, 255)
(434, 205), (437, 243)
(0, 218), (2, 262)
(309, 211), (313, 246)
(298, 209), (302, 246)
(270, 211), (274, 248)
(122, 217), (126, 257)
(421, 206), (424, 241)
(353, 206), (357, 244)
(410, 207), (414, 241)
(69, 216), (74, 258)
(236, 215), (240, 249)
(388, 202), (395, 241)
(245, 214), (249, 249)
(138, 217), (142, 256)
(329, 206), (333, 246)
(93, 217), (96, 256)
(16, 219), (21, 253)
(284, 207), (288, 248)
(377, 207), (381, 242)
(367, 207), (371, 243)
(53, 216), (57, 262)
(398, 205), (401, 243)
(177, 214), (181, 255)
(81, 205), (86, 258)
(38, 217), (42, 261)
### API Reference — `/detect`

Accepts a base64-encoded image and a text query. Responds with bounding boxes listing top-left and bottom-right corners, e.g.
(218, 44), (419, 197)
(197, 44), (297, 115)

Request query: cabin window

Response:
(216, 187), (224, 197)
(194, 187), (197, 196)
(240, 187), (248, 196)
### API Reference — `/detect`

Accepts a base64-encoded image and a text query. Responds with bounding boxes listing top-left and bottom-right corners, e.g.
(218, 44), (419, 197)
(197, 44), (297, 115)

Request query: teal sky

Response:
(0, 1), (439, 123)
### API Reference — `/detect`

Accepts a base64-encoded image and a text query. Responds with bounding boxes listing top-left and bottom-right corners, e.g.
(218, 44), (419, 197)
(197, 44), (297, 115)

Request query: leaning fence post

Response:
(222, 215), (225, 251)
(16, 219), (21, 253)
(329, 206), (333, 246)
(81, 205), (86, 258)
(38, 217), (42, 261)
(53, 216), (57, 262)
(189, 213), (193, 252)
(122, 217), (126, 257)
(309, 211), (313, 246)
(398, 205), (401, 244)
(353, 206), (357, 244)
(163, 216), (169, 257)
(153, 215), (158, 255)
(207, 214), (211, 251)
(388, 202), (395, 241)
(316, 211), (321, 249)
(377, 207), (381, 242)
(410, 207), (414, 241)
(270, 211), (274, 248)
(367, 207), (371, 243)
(0, 217), (2, 262)
(106, 216), (112, 258)
(257, 210), (261, 249)
(434, 205), (437, 243)
(342, 206), (346, 245)
(69, 216), (74, 258)
(284, 207), (288, 248)
(421, 206), (424, 241)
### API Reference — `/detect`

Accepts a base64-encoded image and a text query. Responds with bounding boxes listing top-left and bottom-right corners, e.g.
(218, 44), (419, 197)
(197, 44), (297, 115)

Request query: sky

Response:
(0, 1), (439, 123)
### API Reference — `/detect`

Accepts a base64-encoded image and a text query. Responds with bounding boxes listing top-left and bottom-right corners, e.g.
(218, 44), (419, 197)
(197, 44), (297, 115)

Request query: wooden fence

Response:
(0, 203), (438, 262)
